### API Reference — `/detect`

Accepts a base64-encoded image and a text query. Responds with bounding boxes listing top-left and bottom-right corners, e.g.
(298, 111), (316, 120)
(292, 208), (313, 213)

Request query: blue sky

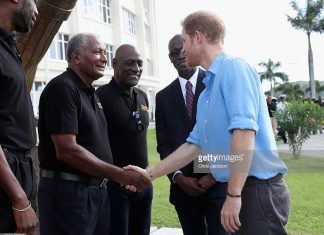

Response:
(154, 0), (324, 91)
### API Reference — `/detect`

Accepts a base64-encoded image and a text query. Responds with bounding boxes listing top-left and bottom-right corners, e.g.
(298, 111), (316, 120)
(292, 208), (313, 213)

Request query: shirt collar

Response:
(0, 27), (11, 40)
(204, 52), (226, 86)
(0, 27), (18, 49)
(178, 68), (199, 90)
(110, 77), (138, 97)
(66, 68), (95, 95)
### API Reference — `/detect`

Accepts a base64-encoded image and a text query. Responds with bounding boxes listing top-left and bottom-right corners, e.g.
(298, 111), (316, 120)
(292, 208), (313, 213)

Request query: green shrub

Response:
(275, 101), (323, 159)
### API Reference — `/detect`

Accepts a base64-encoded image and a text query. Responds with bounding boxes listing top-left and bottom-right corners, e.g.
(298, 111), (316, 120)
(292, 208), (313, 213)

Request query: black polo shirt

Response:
(0, 27), (36, 151)
(38, 68), (113, 175)
(96, 78), (149, 168)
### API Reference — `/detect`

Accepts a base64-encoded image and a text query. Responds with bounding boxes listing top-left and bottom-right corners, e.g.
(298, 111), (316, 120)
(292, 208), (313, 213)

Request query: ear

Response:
(112, 58), (117, 69)
(71, 51), (81, 65)
(195, 30), (203, 44)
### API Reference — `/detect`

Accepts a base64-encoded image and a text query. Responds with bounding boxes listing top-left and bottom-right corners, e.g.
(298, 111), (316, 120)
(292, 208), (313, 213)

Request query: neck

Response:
(179, 68), (196, 80)
(200, 42), (223, 69)
(68, 65), (93, 87)
(114, 77), (133, 95)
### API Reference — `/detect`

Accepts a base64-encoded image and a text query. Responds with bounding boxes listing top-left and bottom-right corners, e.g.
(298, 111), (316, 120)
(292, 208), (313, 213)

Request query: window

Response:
(146, 59), (154, 76)
(83, 0), (112, 24)
(144, 24), (151, 43)
(105, 44), (114, 68)
(49, 33), (69, 60)
(99, 0), (111, 24)
(123, 8), (136, 35)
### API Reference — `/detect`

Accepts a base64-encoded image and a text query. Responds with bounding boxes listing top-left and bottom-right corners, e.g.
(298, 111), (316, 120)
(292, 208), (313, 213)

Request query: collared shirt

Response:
(0, 27), (36, 151)
(96, 78), (149, 168)
(187, 52), (288, 182)
(38, 68), (113, 174)
(178, 68), (199, 104)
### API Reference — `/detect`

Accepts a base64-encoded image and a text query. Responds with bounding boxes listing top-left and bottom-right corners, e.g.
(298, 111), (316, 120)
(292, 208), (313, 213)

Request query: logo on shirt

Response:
(140, 104), (149, 112)
(97, 102), (103, 109)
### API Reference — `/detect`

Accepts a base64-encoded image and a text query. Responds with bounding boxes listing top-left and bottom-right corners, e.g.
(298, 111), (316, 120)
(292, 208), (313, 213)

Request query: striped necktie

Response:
(185, 81), (194, 120)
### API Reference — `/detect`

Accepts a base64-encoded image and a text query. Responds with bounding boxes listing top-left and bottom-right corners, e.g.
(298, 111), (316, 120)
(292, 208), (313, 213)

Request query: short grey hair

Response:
(66, 33), (95, 62)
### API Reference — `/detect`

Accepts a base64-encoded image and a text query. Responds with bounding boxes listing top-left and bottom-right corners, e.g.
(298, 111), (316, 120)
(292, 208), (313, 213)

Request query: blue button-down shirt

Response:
(187, 52), (287, 182)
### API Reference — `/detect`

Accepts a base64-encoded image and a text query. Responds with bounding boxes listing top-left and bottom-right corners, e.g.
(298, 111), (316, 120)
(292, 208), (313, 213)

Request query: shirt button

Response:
(204, 120), (207, 123)
(207, 100), (209, 104)
(204, 140), (208, 143)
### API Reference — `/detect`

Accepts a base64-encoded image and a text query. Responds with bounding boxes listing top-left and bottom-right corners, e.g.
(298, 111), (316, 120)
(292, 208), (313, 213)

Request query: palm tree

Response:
(258, 58), (288, 96)
(275, 82), (305, 100)
(287, 0), (324, 99)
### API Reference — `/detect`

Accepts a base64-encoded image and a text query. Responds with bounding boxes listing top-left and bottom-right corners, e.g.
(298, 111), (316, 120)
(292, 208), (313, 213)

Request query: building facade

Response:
(31, 0), (159, 121)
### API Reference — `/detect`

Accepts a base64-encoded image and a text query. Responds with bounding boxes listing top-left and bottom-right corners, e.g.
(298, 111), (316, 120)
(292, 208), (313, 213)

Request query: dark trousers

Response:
(237, 178), (290, 235)
(175, 182), (231, 235)
(0, 148), (37, 232)
(108, 181), (153, 235)
(38, 178), (110, 235)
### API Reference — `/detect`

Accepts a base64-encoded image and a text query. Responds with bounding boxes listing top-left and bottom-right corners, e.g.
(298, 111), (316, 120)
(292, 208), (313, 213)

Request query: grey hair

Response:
(66, 33), (95, 62)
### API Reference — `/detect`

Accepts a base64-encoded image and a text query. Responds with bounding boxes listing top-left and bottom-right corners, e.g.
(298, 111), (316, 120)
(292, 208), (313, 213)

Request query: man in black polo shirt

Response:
(96, 44), (152, 235)
(0, 0), (39, 233)
(37, 34), (150, 235)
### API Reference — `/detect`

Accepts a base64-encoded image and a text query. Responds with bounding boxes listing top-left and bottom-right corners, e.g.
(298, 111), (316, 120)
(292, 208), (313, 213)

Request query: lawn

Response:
(147, 129), (324, 235)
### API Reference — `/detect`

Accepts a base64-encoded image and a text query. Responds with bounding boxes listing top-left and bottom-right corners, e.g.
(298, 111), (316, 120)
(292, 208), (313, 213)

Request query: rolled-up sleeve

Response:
(221, 59), (260, 133)
(186, 122), (201, 147)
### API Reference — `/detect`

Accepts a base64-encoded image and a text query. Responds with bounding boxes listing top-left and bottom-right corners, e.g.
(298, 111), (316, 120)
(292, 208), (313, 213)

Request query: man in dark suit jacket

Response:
(155, 34), (230, 235)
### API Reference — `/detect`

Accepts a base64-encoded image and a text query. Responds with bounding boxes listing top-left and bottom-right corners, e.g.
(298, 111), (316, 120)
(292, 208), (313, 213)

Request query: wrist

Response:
(174, 173), (184, 184)
(226, 191), (241, 198)
(12, 200), (31, 212)
(146, 168), (154, 181)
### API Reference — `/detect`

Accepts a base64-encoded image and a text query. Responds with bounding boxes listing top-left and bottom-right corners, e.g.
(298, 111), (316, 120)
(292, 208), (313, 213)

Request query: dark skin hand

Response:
(197, 174), (217, 190)
(52, 134), (151, 191)
(174, 173), (206, 197)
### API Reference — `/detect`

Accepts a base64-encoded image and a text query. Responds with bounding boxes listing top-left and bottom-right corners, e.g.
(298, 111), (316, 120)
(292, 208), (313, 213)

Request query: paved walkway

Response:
(277, 133), (324, 157)
(150, 227), (182, 234)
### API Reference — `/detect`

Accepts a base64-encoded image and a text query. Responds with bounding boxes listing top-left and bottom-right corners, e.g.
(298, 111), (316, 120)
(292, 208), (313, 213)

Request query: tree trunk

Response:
(270, 77), (273, 96)
(307, 32), (316, 99)
(16, 0), (78, 91)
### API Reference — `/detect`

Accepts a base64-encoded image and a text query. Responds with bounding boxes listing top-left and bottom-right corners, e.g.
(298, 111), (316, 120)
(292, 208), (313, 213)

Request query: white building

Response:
(31, 0), (159, 121)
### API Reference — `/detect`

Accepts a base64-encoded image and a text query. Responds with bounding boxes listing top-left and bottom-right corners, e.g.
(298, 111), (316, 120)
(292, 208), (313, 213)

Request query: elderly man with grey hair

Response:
(37, 33), (150, 235)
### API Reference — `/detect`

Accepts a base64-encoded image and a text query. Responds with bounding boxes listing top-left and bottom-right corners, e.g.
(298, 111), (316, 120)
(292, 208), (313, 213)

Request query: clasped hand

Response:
(122, 165), (151, 192)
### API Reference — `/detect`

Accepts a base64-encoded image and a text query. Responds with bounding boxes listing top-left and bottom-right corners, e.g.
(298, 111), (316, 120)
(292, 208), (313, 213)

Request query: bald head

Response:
(114, 44), (139, 61)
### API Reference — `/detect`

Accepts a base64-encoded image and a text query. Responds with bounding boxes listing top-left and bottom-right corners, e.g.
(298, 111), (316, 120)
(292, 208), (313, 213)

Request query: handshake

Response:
(116, 165), (153, 192)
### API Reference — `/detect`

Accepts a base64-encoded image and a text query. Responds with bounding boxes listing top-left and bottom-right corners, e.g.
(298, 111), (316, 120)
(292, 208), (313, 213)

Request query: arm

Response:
(51, 134), (150, 189)
(151, 142), (201, 180)
(221, 129), (254, 233)
(0, 147), (38, 234)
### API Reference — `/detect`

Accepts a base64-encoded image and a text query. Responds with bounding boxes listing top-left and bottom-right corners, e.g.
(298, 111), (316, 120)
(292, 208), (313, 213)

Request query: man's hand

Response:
(174, 174), (206, 197)
(118, 168), (151, 191)
(13, 201), (38, 234)
(197, 174), (216, 190)
(220, 196), (242, 233)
